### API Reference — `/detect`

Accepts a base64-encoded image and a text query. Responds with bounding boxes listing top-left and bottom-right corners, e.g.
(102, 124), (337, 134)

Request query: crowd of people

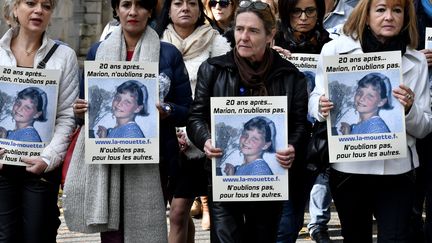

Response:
(0, 0), (431, 243)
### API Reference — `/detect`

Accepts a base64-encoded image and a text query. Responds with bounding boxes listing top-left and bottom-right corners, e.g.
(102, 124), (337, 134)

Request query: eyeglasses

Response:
(290, 7), (317, 18)
(239, 1), (269, 10)
(209, 0), (231, 8)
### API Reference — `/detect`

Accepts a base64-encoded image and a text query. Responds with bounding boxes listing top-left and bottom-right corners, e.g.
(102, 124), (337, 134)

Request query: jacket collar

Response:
(0, 27), (50, 64)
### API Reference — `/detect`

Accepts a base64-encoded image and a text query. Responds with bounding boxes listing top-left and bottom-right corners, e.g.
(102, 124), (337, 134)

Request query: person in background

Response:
(156, 0), (231, 241)
(63, 1), (192, 243)
(205, 0), (237, 34)
(309, 0), (431, 242)
(0, 0), (79, 242)
(274, 0), (331, 54)
(411, 0), (432, 242)
(273, 0), (331, 242)
(323, 0), (353, 39)
(344, 0), (359, 8)
(187, 1), (309, 242)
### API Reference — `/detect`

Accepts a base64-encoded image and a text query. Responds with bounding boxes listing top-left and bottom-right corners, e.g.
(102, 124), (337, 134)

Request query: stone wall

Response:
(0, 0), (112, 60)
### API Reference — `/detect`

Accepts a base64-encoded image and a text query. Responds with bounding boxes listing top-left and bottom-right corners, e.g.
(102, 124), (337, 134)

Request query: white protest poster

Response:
(426, 27), (432, 49)
(324, 51), (406, 162)
(84, 61), (159, 164)
(211, 96), (288, 202)
(286, 53), (319, 122)
(0, 66), (60, 166)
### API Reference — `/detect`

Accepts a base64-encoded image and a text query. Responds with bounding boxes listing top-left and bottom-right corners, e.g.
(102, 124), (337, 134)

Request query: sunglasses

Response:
(209, 0), (231, 8)
(238, 1), (269, 10)
(290, 7), (317, 18)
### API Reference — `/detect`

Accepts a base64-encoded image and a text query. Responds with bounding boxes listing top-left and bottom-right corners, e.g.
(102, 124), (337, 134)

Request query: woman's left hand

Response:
(22, 156), (48, 175)
(276, 144), (295, 169)
(393, 84), (415, 113)
(156, 103), (170, 120)
(272, 45), (291, 58)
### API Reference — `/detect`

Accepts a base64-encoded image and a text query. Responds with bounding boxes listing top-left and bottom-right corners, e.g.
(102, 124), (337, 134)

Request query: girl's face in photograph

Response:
(12, 98), (41, 126)
(289, 0), (317, 33)
(112, 91), (143, 121)
(170, 0), (200, 30)
(14, 0), (53, 35)
(239, 128), (270, 159)
(367, 0), (404, 43)
(354, 85), (387, 117)
(116, 0), (152, 38)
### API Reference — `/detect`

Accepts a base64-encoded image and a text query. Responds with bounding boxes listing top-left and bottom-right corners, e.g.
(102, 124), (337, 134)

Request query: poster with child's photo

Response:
(0, 66), (59, 166)
(211, 96), (288, 202)
(324, 51), (406, 163)
(84, 61), (159, 164)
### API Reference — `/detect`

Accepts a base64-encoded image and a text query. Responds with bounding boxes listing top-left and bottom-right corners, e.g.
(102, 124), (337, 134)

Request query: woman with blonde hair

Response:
(0, 0), (79, 242)
(309, 0), (431, 241)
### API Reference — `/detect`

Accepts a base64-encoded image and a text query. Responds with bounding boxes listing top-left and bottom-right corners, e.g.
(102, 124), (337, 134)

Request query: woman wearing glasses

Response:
(205, 0), (237, 34)
(156, 0), (231, 242)
(272, 1), (331, 242)
(273, 0), (331, 55)
(309, 0), (431, 241)
(187, 1), (309, 242)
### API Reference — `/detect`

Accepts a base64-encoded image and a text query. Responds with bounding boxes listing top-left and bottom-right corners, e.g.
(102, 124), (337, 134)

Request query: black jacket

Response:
(187, 49), (310, 173)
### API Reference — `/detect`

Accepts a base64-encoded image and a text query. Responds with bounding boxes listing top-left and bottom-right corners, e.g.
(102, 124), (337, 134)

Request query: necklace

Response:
(24, 47), (38, 56)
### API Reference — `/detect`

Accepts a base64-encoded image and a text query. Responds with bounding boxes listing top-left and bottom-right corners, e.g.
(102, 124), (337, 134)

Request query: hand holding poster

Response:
(211, 96), (288, 202)
(323, 51), (406, 163)
(84, 61), (159, 164)
(0, 66), (60, 166)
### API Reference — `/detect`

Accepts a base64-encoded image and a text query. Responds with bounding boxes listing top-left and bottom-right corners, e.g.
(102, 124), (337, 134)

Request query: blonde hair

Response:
(8, 0), (57, 26)
(343, 0), (418, 48)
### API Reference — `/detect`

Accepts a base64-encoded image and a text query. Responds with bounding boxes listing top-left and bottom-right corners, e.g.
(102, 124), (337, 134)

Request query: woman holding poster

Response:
(309, 0), (431, 242)
(0, 0), (79, 242)
(64, 0), (192, 243)
(187, 1), (309, 242)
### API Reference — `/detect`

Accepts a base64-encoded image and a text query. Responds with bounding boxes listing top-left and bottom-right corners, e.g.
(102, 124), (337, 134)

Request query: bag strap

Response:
(37, 43), (60, 69)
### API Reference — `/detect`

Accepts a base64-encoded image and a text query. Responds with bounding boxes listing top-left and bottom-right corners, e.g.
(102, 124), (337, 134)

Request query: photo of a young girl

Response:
(222, 116), (283, 176)
(97, 80), (149, 139)
(339, 73), (393, 135)
(0, 87), (48, 142)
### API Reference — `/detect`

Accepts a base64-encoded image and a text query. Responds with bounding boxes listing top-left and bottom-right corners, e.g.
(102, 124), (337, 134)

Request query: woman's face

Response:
(234, 12), (274, 62)
(240, 128), (270, 158)
(12, 98), (41, 126)
(14, 0), (53, 35)
(112, 91), (143, 121)
(116, 0), (152, 38)
(354, 85), (387, 117)
(210, 0), (234, 23)
(289, 0), (317, 33)
(170, 0), (200, 30)
(367, 0), (404, 43)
